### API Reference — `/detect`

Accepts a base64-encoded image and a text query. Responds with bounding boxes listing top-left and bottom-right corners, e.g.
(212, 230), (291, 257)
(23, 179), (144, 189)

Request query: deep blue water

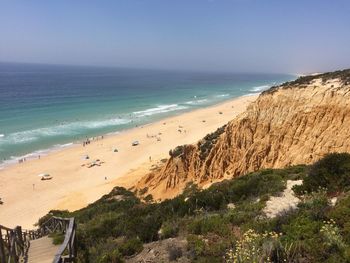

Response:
(0, 62), (295, 165)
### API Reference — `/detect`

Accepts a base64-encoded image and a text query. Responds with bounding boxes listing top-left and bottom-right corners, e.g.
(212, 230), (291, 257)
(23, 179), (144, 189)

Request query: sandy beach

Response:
(0, 94), (257, 228)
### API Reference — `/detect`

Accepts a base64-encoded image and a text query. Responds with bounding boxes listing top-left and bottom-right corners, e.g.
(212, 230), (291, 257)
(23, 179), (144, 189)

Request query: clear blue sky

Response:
(0, 0), (349, 73)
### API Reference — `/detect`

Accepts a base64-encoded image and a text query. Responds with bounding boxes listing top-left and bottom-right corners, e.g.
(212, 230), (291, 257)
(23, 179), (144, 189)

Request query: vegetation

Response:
(168, 124), (226, 160)
(294, 153), (350, 195)
(197, 124), (226, 160)
(263, 68), (350, 95)
(48, 232), (65, 245)
(169, 145), (186, 158)
(39, 153), (350, 262)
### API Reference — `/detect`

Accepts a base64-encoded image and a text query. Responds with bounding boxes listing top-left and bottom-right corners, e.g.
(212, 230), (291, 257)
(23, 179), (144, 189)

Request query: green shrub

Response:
(328, 194), (350, 242)
(160, 221), (179, 239)
(188, 215), (230, 236)
(187, 235), (206, 258)
(87, 238), (122, 263)
(98, 249), (124, 263)
(198, 125), (226, 160)
(226, 201), (265, 226)
(143, 194), (153, 203)
(298, 190), (330, 220)
(282, 214), (322, 242)
(118, 237), (143, 256)
(169, 145), (186, 158)
(296, 153), (350, 194)
(320, 219), (345, 251)
(49, 232), (65, 245)
(225, 229), (281, 263)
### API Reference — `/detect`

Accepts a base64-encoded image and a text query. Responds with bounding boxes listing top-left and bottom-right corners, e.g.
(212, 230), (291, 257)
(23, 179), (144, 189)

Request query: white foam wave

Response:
(0, 134), (4, 138)
(215, 94), (230, 98)
(0, 118), (130, 145)
(0, 142), (75, 169)
(185, 99), (208, 105)
(133, 104), (188, 117)
(250, 85), (270, 92)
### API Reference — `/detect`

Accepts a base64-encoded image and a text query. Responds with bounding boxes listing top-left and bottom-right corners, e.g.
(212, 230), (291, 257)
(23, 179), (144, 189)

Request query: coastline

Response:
(0, 93), (258, 228)
(0, 92), (263, 170)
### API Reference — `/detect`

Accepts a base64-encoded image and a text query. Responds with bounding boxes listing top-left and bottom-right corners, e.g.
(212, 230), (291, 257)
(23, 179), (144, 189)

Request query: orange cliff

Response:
(135, 69), (350, 200)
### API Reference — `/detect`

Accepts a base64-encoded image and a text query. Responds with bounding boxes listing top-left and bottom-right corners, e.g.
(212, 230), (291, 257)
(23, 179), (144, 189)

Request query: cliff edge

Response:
(136, 69), (350, 200)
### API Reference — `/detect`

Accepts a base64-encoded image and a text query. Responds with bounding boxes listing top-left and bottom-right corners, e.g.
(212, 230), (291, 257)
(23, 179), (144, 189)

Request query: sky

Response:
(0, 0), (349, 73)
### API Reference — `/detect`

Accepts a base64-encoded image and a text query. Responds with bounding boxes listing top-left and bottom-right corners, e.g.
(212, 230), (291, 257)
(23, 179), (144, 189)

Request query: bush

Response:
(144, 194), (153, 203)
(169, 145), (186, 158)
(198, 125), (226, 160)
(226, 201), (265, 226)
(98, 249), (124, 263)
(328, 194), (350, 243)
(296, 153), (350, 194)
(88, 238), (123, 263)
(187, 235), (206, 258)
(320, 219), (345, 251)
(298, 190), (330, 220)
(160, 221), (179, 239)
(225, 229), (281, 263)
(49, 232), (65, 245)
(188, 215), (230, 236)
(118, 237), (143, 256)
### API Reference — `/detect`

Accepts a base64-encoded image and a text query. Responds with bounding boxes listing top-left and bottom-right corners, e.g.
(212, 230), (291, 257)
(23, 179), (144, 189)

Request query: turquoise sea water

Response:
(0, 62), (296, 166)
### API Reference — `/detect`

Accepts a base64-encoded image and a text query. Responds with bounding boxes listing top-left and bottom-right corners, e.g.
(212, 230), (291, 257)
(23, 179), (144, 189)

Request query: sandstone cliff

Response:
(136, 69), (350, 200)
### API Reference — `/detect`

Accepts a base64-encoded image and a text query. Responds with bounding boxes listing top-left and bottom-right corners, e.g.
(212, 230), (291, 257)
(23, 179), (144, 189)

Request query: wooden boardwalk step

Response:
(27, 236), (60, 263)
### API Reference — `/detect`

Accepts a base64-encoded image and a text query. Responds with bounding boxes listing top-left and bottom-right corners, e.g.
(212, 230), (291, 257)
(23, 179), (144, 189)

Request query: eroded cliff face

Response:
(136, 70), (350, 200)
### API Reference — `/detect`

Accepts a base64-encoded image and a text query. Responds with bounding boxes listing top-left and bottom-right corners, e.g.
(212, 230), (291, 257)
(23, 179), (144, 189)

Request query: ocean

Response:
(0, 62), (295, 166)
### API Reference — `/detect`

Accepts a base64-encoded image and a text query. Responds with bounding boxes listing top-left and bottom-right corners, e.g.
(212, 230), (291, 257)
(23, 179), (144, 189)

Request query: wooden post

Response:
(15, 226), (24, 256)
(9, 230), (18, 263)
(0, 232), (6, 263)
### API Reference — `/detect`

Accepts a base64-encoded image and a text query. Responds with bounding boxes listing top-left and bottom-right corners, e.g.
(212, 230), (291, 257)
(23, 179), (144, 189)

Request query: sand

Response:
(0, 94), (258, 229)
(263, 180), (303, 218)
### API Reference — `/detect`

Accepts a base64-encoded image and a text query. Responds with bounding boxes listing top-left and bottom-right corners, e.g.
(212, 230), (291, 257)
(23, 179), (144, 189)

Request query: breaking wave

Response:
(133, 104), (188, 117)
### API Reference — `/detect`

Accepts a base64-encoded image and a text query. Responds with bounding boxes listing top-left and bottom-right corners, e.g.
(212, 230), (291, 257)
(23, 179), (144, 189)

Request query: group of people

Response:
(146, 133), (162, 142)
(18, 158), (26, 163)
(82, 135), (104, 147)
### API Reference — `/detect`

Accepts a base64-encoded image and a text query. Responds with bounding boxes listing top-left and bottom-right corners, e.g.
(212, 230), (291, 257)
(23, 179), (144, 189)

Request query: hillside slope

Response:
(136, 69), (350, 200)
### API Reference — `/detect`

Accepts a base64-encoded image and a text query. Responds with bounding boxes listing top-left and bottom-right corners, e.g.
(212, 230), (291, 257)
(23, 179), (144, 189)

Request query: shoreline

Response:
(0, 93), (260, 170)
(0, 93), (258, 228)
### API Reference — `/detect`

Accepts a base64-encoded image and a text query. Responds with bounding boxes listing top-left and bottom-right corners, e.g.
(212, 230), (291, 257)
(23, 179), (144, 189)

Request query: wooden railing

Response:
(50, 217), (77, 263)
(0, 216), (77, 263)
(0, 224), (28, 263)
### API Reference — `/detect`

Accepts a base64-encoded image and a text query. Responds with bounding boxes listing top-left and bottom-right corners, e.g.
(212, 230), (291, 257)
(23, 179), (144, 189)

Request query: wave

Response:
(0, 118), (130, 145)
(133, 104), (188, 117)
(250, 85), (270, 92)
(0, 134), (4, 138)
(215, 94), (230, 98)
(185, 99), (208, 105)
(242, 93), (260, 97)
(0, 142), (75, 168)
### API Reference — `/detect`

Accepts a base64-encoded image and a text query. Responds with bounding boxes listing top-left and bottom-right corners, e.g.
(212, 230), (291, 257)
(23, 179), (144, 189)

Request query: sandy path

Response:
(0, 94), (257, 228)
(263, 180), (303, 218)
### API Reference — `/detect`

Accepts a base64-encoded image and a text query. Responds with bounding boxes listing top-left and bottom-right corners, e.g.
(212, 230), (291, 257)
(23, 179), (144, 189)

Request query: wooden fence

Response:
(0, 216), (77, 263)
